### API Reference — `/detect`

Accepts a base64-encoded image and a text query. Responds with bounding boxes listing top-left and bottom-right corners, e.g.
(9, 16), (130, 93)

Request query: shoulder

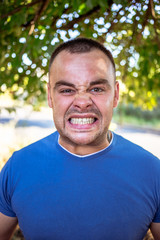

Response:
(112, 133), (160, 191)
(113, 132), (160, 169)
(114, 132), (159, 158)
(14, 131), (58, 156)
(2, 131), (59, 171)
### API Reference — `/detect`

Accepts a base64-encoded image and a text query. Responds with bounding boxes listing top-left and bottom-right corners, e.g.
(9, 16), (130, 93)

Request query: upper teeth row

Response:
(70, 118), (95, 125)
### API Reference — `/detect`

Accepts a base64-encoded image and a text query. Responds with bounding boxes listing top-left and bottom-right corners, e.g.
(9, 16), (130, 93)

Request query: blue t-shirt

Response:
(0, 131), (160, 240)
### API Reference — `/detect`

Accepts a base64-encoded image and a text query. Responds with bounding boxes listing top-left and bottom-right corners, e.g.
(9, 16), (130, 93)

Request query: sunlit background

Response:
(0, 2), (160, 240)
(1, 0), (160, 171)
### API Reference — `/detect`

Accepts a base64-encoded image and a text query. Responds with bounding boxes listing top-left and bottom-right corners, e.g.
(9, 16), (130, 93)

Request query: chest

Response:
(11, 164), (156, 240)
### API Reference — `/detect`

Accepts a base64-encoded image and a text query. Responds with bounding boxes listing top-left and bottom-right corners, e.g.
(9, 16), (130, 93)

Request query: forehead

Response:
(50, 49), (113, 70)
(49, 49), (115, 85)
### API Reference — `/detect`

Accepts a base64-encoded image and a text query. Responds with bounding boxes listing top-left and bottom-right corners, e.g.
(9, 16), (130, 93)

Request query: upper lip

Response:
(67, 113), (98, 120)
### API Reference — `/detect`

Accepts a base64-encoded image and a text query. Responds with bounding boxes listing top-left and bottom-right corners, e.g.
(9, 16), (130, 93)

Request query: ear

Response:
(47, 83), (53, 108)
(113, 81), (119, 108)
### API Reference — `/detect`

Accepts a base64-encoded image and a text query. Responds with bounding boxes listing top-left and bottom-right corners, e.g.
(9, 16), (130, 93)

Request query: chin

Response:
(71, 138), (92, 146)
(67, 132), (103, 146)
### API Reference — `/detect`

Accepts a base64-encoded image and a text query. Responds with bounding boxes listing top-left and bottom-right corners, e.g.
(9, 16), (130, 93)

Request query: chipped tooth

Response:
(70, 118), (95, 125)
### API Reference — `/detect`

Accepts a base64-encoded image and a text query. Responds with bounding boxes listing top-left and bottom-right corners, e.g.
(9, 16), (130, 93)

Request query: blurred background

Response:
(0, 0), (160, 239)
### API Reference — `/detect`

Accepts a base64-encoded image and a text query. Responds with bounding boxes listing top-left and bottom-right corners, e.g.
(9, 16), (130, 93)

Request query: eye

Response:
(59, 88), (75, 95)
(90, 87), (104, 93)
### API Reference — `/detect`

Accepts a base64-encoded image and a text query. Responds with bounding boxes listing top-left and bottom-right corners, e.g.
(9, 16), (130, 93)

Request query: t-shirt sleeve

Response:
(152, 201), (160, 223)
(0, 157), (16, 217)
(152, 161), (160, 223)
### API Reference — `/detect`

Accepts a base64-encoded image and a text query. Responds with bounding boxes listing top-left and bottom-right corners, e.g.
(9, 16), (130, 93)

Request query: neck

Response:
(58, 131), (112, 156)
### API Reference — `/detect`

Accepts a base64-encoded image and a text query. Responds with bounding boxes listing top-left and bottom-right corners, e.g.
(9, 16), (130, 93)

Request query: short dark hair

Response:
(49, 37), (115, 72)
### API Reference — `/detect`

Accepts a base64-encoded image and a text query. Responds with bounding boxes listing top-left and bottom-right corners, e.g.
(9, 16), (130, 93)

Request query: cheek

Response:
(52, 95), (73, 115)
(93, 95), (114, 111)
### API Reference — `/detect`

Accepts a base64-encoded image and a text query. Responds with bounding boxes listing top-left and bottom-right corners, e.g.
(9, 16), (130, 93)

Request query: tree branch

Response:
(149, 0), (160, 48)
(106, 6), (123, 34)
(149, 0), (160, 19)
(59, 5), (101, 30)
(91, 5), (125, 45)
(136, 0), (160, 48)
(28, 0), (50, 35)
(1, 0), (42, 19)
(87, 5), (124, 44)
(51, 6), (72, 28)
(117, 2), (138, 83)
(136, 1), (151, 43)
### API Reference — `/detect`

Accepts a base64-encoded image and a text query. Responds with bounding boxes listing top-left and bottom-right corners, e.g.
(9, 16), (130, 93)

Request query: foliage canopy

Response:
(0, 0), (160, 109)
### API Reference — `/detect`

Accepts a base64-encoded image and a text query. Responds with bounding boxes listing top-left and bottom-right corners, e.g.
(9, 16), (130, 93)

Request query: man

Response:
(0, 38), (160, 240)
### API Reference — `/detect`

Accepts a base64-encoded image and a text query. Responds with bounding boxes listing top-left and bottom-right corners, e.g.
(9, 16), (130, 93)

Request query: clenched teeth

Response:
(70, 118), (96, 125)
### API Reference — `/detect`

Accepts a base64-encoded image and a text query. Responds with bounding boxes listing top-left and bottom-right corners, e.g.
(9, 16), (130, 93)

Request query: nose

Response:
(73, 92), (93, 110)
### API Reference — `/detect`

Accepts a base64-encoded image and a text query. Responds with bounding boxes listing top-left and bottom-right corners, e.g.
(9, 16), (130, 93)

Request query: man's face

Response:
(48, 49), (119, 153)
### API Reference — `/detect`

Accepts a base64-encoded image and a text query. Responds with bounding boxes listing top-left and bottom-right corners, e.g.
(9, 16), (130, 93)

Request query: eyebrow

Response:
(54, 81), (75, 89)
(54, 79), (111, 90)
(89, 79), (111, 88)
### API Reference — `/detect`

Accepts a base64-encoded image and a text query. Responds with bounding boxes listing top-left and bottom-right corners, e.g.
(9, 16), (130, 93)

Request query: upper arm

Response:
(150, 222), (160, 240)
(0, 212), (18, 240)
